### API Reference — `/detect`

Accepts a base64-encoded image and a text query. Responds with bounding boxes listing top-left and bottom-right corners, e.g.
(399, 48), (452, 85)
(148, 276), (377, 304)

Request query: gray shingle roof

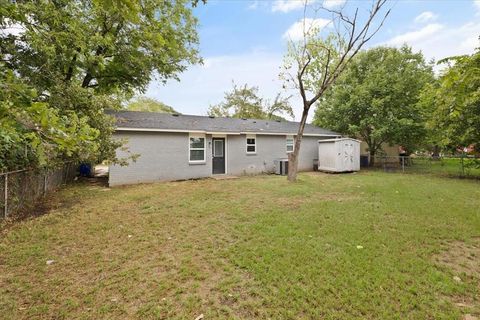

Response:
(107, 110), (340, 136)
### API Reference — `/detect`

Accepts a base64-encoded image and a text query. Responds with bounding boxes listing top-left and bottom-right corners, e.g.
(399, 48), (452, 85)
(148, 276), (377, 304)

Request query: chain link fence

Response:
(365, 156), (480, 178)
(0, 163), (77, 220)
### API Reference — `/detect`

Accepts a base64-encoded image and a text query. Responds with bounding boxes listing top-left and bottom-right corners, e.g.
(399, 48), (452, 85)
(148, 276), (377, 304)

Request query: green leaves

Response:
(2, 0), (201, 94)
(0, 70), (100, 170)
(126, 96), (179, 114)
(419, 49), (480, 150)
(207, 83), (294, 120)
(0, 0), (202, 171)
(313, 46), (434, 155)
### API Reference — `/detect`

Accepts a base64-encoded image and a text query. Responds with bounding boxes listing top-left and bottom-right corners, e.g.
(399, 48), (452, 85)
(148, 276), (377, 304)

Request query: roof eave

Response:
(115, 127), (340, 137)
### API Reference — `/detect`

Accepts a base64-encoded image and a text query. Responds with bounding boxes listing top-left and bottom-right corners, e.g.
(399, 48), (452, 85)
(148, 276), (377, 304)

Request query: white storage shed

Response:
(318, 138), (361, 172)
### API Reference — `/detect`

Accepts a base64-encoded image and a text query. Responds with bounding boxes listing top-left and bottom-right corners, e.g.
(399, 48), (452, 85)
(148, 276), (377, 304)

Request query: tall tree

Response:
(208, 83), (294, 120)
(265, 94), (295, 121)
(0, 69), (100, 171)
(314, 46), (434, 165)
(0, 0), (202, 169)
(281, 0), (390, 181)
(418, 47), (480, 152)
(126, 96), (179, 114)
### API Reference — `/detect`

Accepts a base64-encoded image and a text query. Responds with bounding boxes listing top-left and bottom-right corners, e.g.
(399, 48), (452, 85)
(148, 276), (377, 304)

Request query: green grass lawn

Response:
(1, 172), (479, 319)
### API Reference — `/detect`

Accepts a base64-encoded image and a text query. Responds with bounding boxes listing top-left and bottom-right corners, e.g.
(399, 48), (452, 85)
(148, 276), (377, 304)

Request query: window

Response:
(189, 134), (205, 162)
(213, 139), (223, 157)
(246, 135), (256, 154)
(286, 136), (294, 153)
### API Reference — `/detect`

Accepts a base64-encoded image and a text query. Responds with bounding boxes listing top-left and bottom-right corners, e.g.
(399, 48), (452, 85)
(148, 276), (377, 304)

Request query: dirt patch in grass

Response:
(434, 239), (480, 318)
(434, 239), (480, 278)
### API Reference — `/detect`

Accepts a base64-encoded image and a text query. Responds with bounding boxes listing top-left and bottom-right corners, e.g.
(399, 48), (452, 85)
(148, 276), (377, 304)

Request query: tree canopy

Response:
(418, 48), (480, 152)
(0, 69), (100, 171)
(207, 83), (294, 120)
(0, 0), (201, 171)
(314, 46), (433, 162)
(126, 96), (179, 114)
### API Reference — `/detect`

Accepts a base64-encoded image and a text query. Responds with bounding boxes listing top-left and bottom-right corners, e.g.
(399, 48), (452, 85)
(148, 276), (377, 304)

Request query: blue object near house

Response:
(79, 163), (91, 177)
(360, 155), (369, 167)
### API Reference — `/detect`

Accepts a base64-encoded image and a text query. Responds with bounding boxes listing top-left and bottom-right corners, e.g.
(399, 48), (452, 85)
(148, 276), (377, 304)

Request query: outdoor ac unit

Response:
(274, 159), (289, 175)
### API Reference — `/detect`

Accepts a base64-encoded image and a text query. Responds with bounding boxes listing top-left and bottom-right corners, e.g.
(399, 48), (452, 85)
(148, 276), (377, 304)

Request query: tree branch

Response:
(285, 0), (390, 181)
(309, 0), (390, 105)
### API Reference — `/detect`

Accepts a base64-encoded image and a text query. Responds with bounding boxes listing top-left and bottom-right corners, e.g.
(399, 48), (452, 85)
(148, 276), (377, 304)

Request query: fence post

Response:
(4, 173), (8, 218)
(402, 156), (405, 173)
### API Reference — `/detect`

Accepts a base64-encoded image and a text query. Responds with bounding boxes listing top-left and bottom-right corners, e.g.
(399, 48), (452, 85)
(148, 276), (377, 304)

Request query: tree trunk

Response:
(64, 53), (78, 82)
(81, 72), (93, 88)
(369, 148), (376, 167)
(287, 147), (298, 181)
(432, 145), (440, 160)
(287, 107), (309, 182)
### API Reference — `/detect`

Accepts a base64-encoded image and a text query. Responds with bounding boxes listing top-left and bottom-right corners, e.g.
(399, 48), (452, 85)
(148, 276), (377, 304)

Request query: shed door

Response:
(343, 141), (354, 171)
(212, 138), (225, 174)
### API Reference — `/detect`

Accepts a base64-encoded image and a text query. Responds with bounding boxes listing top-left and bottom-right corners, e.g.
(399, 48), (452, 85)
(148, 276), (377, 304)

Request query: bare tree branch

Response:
(310, 1), (390, 104)
(283, 0), (391, 182)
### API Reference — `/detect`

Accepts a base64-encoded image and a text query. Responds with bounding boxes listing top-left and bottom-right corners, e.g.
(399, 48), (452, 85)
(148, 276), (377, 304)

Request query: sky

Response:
(146, 0), (480, 120)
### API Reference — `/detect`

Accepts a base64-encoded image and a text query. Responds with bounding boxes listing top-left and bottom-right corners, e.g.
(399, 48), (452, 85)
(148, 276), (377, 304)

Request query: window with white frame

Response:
(286, 136), (294, 153)
(246, 134), (256, 154)
(189, 134), (206, 162)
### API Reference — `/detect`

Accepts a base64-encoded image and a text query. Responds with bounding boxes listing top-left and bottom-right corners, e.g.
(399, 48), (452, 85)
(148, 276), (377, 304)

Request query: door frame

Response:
(212, 135), (227, 175)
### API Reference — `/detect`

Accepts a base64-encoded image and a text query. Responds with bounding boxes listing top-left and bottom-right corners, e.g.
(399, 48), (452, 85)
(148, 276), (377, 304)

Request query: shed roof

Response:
(318, 138), (362, 143)
(107, 110), (340, 137)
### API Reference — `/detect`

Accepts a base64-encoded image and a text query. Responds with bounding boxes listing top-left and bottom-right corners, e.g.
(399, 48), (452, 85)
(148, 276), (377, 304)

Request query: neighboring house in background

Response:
(108, 111), (340, 186)
(360, 142), (400, 158)
(360, 141), (400, 164)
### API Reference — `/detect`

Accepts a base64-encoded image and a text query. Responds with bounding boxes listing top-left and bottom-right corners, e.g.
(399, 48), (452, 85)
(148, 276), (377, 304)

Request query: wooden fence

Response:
(0, 164), (77, 220)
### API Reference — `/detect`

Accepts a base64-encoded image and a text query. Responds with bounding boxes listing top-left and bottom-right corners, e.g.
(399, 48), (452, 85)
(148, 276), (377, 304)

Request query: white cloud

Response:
(248, 1), (259, 10)
(271, 0), (343, 13)
(414, 11), (438, 24)
(382, 21), (480, 67)
(283, 18), (331, 41)
(323, 0), (346, 9)
(475, 0), (480, 14)
(385, 23), (444, 47)
(272, 0), (310, 13)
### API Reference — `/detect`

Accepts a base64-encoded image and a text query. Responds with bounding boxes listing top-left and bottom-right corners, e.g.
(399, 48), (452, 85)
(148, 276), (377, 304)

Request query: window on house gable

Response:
(189, 134), (206, 162)
(246, 135), (256, 154)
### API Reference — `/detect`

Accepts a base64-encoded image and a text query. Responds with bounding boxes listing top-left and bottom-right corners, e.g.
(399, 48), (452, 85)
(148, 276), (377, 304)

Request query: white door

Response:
(343, 142), (354, 171)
